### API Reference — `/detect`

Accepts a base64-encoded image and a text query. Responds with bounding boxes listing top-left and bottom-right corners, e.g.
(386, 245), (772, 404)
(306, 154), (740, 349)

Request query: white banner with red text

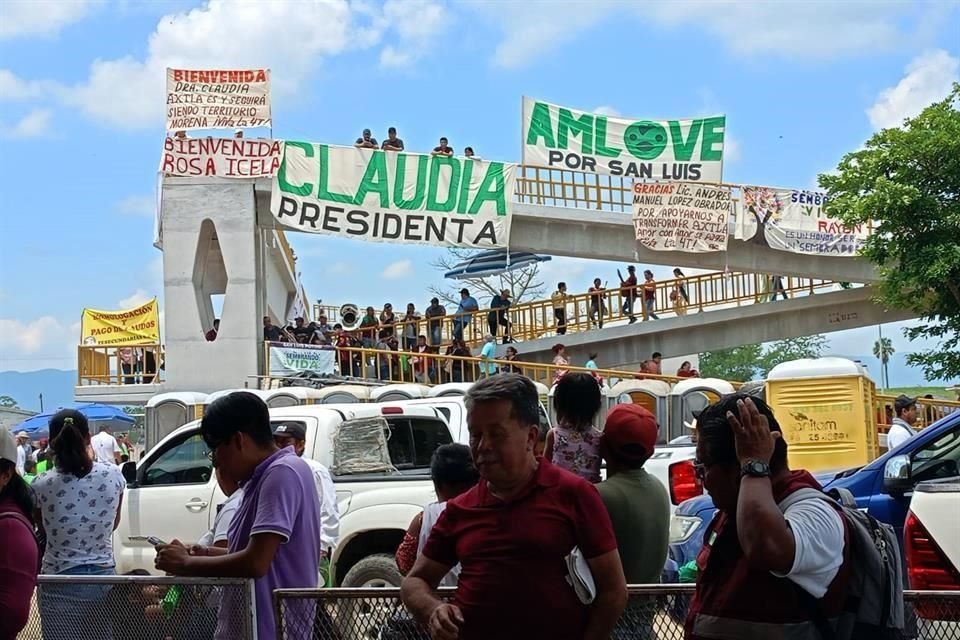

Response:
(271, 142), (516, 248)
(632, 182), (730, 252)
(166, 68), (272, 132)
(159, 137), (283, 178)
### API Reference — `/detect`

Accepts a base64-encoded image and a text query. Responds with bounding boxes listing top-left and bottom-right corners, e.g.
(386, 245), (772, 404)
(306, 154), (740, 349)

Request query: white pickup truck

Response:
(904, 478), (960, 627)
(116, 403), (453, 587)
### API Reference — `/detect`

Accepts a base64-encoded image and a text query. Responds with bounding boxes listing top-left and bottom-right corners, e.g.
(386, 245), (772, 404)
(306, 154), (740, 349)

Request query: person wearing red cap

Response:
(597, 404), (670, 585)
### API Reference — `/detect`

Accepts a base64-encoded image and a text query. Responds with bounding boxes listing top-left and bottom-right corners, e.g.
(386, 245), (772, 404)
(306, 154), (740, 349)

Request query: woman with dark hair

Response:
(544, 372), (603, 483)
(33, 409), (126, 640)
(0, 428), (39, 639)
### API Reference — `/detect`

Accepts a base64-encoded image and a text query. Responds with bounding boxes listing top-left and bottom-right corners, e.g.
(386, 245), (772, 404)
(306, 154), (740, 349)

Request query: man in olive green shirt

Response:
(597, 404), (671, 584)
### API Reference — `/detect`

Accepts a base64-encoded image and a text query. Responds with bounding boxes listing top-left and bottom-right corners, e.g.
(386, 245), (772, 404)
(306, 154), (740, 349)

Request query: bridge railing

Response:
(77, 344), (164, 386)
(310, 270), (840, 351)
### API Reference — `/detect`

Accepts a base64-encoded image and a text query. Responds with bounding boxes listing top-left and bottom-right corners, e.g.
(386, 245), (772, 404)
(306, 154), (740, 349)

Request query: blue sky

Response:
(0, 0), (958, 385)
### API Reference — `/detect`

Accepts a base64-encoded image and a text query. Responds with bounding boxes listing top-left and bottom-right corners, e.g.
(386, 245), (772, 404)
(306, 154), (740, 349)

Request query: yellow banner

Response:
(81, 299), (160, 346)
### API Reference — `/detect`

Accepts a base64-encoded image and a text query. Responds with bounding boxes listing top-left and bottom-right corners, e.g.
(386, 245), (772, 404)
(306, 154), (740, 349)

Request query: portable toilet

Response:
(667, 378), (737, 444)
(608, 379), (671, 437)
(427, 382), (475, 398)
(144, 392), (208, 451)
(371, 384), (433, 402)
(261, 387), (325, 408)
(766, 357), (879, 473)
(317, 385), (373, 404)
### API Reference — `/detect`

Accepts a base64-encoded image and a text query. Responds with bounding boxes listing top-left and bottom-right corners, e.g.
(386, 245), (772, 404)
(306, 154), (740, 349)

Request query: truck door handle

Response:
(185, 499), (209, 512)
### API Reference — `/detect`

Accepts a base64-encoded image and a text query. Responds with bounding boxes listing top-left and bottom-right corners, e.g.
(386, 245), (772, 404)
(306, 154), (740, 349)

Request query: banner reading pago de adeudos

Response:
(522, 97), (726, 182)
(271, 143), (517, 248)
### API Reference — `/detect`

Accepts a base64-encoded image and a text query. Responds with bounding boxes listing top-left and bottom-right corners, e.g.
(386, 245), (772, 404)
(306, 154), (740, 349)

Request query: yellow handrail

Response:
(874, 394), (960, 433)
(77, 344), (164, 386)
(312, 270), (839, 350)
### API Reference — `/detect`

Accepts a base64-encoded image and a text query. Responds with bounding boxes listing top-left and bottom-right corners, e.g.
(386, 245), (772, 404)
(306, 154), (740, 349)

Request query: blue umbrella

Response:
(11, 403), (135, 439)
(444, 250), (552, 280)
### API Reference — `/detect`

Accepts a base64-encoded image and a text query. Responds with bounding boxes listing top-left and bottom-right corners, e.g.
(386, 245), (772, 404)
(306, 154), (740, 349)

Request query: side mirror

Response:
(882, 455), (912, 495)
(121, 461), (138, 485)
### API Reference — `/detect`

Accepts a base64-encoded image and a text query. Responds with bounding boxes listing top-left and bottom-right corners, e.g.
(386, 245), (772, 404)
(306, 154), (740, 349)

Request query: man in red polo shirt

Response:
(401, 373), (627, 640)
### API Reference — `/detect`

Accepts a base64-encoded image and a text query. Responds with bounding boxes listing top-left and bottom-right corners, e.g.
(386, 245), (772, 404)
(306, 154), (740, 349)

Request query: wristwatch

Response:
(740, 460), (771, 478)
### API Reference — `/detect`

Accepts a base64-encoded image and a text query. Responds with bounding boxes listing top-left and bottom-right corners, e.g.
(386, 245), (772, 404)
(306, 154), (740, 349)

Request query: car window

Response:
(911, 428), (960, 483)
(141, 432), (212, 486)
(385, 420), (415, 469)
(411, 417), (454, 467)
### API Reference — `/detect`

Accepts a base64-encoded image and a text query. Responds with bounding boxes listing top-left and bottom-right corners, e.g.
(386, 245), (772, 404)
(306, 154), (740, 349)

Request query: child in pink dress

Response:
(543, 372), (603, 483)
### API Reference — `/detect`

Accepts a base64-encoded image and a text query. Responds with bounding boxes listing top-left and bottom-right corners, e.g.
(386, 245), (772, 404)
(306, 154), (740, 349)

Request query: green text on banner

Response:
(632, 182), (730, 252)
(271, 143), (516, 248)
(735, 187), (869, 256)
(268, 343), (335, 376)
(522, 97), (725, 182)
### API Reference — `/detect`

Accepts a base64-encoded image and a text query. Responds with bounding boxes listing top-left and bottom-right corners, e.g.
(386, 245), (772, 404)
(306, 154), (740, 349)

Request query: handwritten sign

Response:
(166, 68), (271, 132)
(632, 182), (730, 252)
(159, 137), (282, 178)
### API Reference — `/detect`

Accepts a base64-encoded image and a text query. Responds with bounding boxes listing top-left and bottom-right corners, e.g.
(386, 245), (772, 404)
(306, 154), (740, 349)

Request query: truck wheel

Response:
(340, 555), (405, 639)
(341, 553), (404, 588)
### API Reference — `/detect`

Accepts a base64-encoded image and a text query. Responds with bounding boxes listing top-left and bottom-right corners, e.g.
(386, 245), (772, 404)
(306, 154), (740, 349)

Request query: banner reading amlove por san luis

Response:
(522, 97), (725, 182)
(271, 143), (516, 248)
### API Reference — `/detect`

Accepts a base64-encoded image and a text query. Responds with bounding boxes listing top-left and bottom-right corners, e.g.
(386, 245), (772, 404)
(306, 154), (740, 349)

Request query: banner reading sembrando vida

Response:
(735, 186), (869, 256)
(81, 299), (160, 346)
(166, 68), (272, 132)
(271, 143), (516, 248)
(522, 97), (725, 182)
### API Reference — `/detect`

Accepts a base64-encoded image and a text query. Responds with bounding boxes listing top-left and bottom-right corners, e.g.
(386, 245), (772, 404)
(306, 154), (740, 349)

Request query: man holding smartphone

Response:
(154, 392), (320, 640)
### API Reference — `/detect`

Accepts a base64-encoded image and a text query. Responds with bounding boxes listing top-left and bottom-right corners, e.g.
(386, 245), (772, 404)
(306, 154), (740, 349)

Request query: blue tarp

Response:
(11, 403), (135, 438)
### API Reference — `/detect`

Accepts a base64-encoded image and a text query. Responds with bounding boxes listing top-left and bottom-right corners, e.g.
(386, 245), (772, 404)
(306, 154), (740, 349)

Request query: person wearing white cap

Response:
(0, 427), (40, 638)
(14, 431), (29, 475)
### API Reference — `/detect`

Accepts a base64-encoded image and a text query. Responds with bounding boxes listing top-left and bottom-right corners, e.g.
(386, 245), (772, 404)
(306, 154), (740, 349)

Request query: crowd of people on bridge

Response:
(353, 127), (480, 160)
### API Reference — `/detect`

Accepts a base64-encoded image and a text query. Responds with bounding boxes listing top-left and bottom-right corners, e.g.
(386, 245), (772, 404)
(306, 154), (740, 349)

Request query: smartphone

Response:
(147, 536), (166, 547)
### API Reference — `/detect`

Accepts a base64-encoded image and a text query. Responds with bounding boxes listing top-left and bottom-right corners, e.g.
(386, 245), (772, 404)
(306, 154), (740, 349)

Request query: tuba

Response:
(340, 303), (360, 329)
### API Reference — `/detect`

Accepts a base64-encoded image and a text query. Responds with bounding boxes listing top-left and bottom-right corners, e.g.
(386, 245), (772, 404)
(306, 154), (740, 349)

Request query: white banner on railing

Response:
(522, 96), (725, 182)
(159, 137), (282, 178)
(271, 143), (516, 248)
(735, 187), (869, 256)
(632, 182), (730, 252)
(166, 68), (272, 132)
(267, 343), (335, 376)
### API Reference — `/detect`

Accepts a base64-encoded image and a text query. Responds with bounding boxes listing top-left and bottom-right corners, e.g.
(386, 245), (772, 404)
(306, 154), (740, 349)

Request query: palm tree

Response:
(873, 337), (895, 390)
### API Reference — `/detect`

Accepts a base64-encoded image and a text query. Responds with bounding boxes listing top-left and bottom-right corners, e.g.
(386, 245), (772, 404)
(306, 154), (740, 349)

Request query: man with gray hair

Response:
(401, 373), (627, 640)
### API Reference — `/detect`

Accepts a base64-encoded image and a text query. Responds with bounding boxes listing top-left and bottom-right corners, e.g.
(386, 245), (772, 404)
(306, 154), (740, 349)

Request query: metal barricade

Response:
(274, 586), (960, 640)
(17, 575), (256, 640)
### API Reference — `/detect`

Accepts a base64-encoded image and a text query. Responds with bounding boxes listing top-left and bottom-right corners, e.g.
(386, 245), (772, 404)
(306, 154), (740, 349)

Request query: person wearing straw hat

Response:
(14, 431), (30, 475)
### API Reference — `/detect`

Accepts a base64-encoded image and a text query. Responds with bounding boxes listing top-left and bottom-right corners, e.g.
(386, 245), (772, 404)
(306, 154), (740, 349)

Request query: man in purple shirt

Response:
(156, 392), (321, 640)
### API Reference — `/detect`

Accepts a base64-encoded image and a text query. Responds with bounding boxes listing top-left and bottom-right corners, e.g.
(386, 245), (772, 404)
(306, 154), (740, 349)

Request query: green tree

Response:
(0, 395), (18, 408)
(873, 337), (896, 389)
(759, 335), (828, 377)
(698, 344), (764, 381)
(820, 84), (960, 381)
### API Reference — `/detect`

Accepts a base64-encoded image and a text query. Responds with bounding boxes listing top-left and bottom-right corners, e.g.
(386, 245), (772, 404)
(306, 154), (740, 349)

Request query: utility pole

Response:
(39, 393), (44, 413)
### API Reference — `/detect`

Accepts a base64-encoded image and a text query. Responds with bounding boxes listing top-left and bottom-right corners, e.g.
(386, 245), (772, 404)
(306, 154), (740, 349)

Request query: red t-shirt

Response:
(0, 499), (38, 639)
(422, 459), (617, 640)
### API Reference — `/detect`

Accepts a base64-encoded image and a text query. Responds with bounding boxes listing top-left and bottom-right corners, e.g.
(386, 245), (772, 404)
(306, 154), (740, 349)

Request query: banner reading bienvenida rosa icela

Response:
(271, 143), (516, 248)
(80, 299), (160, 346)
(632, 182), (730, 252)
(735, 187), (869, 256)
(166, 68), (272, 132)
(159, 136), (283, 178)
(522, 97), (725, 182)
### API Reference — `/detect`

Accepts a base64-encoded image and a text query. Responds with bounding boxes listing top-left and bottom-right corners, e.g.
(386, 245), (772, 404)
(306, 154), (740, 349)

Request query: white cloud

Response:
(116, 195), (155, 217)
(0, 316), (76, 371)
(330, 262), (353, 275)
(0, 108), (52, 139)
(593, 105), (621, 117)
(377, 0), (452, 68)
(472, 0), (936, 69)
(383, 259), (415, 280)
(0, 69), (52, 101)
(44, 0), (448, 130)
(867, 49), (959, 130)
(0, 0), (102, 40)
(118, 289), (153, 309)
